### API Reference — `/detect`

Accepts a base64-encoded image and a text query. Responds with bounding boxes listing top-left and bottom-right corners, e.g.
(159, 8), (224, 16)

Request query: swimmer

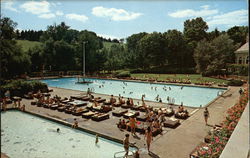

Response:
(57, 128), (60, 132)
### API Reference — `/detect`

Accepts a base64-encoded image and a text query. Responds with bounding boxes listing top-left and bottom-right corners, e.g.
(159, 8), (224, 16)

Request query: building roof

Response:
(235, 42), (249, 53)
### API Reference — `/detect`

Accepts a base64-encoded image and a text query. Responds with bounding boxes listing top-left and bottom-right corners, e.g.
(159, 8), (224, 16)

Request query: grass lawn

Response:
(131, 73), (229, 84)
(17, 40), (42, 52)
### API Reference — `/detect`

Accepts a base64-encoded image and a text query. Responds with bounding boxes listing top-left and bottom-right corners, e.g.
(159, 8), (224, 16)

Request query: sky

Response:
(1, 0), (249, 40)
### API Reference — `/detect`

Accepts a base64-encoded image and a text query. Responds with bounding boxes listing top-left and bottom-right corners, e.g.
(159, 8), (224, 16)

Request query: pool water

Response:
(41, 78), (226, 107)
(1, 111), (135, 158)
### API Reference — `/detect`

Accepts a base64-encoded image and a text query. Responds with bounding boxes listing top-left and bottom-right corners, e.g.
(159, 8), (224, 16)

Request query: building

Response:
(234, 37), (249, 64)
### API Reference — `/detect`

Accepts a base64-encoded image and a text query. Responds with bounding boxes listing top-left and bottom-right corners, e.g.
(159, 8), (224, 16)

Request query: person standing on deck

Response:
(123, 134), (130, 158)
(144, 127), (153, 153)
(204, 108), (209, 125)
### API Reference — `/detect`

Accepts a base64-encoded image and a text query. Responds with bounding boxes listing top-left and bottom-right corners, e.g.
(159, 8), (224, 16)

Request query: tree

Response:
(207, 28), (220, 41)
(194, 34), (235, 76)
(53, 40), (76, 71)
(40, 22), (70, 42)
(137, 32), (167, 69)
(194, 40), (213, 73)
(0, 17), (17, 40)
(183, 17), (208, 68)
(104, 44), (125, 71)
(184, 17), (208, 43)
(126, 32), (147, 68)
(227, 26), (248, 46)
(0, 17), (31, 78)
(28, 45), (44, 72)
(164, 30), (186, 67)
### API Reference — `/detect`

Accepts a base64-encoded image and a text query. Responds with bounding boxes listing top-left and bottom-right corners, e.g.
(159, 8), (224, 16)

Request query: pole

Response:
(82, 42), (87, 77)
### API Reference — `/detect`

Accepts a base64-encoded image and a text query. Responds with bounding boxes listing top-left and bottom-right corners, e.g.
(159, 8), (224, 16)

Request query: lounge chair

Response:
(31, 101), (37, 105)
(70, 95), (87, 100)
(65, 106), (75, 114)
(50, 104), (60, 110)
(152, 128), (162, 137)
(123, 111), (139, 119)
(138, 106), (147, 112)
(163, 118), (180, 128)
(91, 113), (109, 121)
(82, 111), (98, 119)
(104, 98), (116, 105)
(100, 105), (112, 113)
(136, 114), (148, 122)
(57, 104), (70, 112)
(135, 124), (146, 133)
(23, 92), (33, 99)
(37, 102), (43, 107)
(90, 97), (106, 103)
(68, 100), (88, 107)
(175, 111), (189, 119)
(131, 104), (142, 111)
(162, 108), (175, 117)
(121, 104), (131, 109)
(103, 101), (111, 105)
(112, 109), (128, 117)
(43, 103), (51, 108)
(42, 93), (51, 97)
(72, 107), (89, 116)
(82, 96), (90, 101)
(92, 106), (102, 112)
(86, 103), (93, 110)
(113, 102), (121, 107)
(61, 99), (72, 104)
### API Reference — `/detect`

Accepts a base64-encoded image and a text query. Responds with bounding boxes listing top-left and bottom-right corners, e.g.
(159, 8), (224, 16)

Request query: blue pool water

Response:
(41, 78), (226, 107)
(1, 111), (135, 158)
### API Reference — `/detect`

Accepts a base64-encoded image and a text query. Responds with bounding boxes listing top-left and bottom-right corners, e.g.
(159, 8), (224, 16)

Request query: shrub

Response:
(0, 80), (48, 97)
(114, 71), (131, 78)
(227, 64), (248, 76)
(227, 79), (244, 86)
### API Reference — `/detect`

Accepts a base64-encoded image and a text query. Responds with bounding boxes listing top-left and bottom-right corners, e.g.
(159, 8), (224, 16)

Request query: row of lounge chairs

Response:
(129, 77), (192, 84)
(194, 82), (213, 86)
(31, 95), (110, 122)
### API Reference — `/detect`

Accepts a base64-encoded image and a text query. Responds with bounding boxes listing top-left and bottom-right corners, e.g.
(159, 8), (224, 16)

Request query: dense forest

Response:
(0, 16), (248, 79)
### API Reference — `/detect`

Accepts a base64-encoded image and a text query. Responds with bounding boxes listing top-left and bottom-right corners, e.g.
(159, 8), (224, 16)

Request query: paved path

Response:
(151, 86), (241, 158)
(2, 86), (242, 158)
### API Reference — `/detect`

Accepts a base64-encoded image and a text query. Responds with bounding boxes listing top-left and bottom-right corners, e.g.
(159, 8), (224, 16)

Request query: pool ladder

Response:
(217, 90), (224, 96)
(114, 150), (135, 158)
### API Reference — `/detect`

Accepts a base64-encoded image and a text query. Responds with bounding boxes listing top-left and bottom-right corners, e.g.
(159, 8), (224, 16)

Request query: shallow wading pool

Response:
(1, 111), (136, 158)
(41, 78), (226, 107)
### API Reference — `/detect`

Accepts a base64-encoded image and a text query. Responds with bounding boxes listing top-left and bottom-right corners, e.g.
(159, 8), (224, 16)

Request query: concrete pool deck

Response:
(1, 86), (242, 158)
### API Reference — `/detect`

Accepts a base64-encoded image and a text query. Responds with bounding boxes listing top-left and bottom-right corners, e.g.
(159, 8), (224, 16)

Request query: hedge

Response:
(0, 80), (48, 98)
(227, 79), (244, 86)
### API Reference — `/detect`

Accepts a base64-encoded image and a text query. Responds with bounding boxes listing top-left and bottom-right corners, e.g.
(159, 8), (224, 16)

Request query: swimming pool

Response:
(1, 111), (135, 158)
(41, 78), (226, 107)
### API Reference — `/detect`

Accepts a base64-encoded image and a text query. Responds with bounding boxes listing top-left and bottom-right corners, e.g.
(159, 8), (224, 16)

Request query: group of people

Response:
(123, 126), (153, 157)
